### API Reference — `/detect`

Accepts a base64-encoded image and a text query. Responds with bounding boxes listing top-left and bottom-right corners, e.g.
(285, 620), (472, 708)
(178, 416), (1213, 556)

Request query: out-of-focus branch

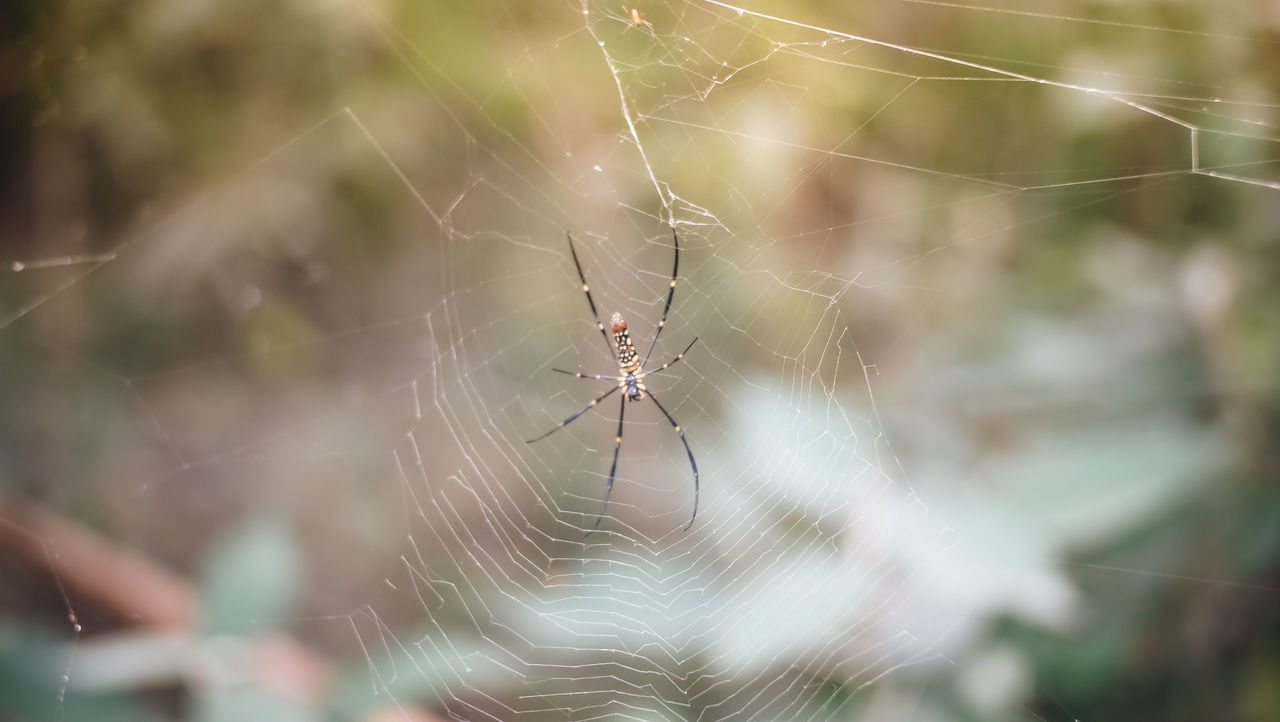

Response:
(0, 495), (444, 722)
(0, 496), (196, 630)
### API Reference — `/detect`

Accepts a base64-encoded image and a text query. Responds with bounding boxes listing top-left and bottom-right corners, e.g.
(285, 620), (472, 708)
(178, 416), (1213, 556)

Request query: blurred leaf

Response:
(196, 685), (318, 722)
(199, 517), (301, 637)
(0, 623), (155, 722)
(331, 627), (494, 718)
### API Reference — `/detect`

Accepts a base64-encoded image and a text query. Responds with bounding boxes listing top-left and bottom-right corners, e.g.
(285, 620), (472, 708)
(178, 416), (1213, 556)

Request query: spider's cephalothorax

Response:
(611, 312), (646, 399)
(527, 229), (700, 534)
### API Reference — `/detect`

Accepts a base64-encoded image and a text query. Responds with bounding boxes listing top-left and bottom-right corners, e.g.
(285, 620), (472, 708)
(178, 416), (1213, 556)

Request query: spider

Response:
(628, 8), (653, 30)
(527, 229), (699, 533)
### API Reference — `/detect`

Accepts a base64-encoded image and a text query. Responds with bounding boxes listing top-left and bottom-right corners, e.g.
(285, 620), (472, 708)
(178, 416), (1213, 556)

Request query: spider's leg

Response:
(641, 337), (697, 376)
(641, 228), (681, 366)
(647, 392), (699, 531)
(588, 394), (627, 534)
(567, 231), (618, 363)
(552, 368), (624, 381)
(526, 384), (621, 443)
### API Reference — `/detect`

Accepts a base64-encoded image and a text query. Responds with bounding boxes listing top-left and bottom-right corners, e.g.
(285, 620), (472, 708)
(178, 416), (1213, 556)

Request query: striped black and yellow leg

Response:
(641, 228), (681, 366)
(647, 392), (699, 531)
(588, 394), (628, 534)
(641, 337), (698, 377)
(566, 232), (617, 364)
(525, 384), (621, 444)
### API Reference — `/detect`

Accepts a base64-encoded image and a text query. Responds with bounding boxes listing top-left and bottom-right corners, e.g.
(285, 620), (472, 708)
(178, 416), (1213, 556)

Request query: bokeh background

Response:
(3, 1), (1279, 720)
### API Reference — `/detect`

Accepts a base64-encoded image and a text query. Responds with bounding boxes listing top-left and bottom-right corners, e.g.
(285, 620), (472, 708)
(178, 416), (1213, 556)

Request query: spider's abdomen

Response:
(611, 312), (642, 376)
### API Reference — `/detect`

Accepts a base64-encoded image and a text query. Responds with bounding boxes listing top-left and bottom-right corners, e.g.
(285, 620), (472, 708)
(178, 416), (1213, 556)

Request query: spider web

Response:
(3, 0), (1272, 720)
